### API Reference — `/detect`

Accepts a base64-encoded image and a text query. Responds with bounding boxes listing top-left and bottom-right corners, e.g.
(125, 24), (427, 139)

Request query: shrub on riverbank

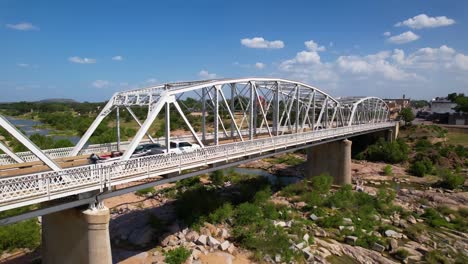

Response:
(0, 208), (40, 253)
(356, 138), (409, 163)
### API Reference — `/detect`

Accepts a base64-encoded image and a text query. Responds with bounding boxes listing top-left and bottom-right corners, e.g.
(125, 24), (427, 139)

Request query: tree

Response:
(400, 107), (414, 125)
(454, 95), (468, 113)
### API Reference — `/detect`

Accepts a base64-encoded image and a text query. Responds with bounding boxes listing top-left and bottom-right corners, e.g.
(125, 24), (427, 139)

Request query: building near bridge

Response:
(429, 97), (468, 125)
(384, 96), (410, 119)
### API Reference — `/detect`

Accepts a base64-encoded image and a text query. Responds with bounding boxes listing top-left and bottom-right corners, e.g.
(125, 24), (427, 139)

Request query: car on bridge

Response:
(152, 140), (201, 155)
(132, 143), (163, 157)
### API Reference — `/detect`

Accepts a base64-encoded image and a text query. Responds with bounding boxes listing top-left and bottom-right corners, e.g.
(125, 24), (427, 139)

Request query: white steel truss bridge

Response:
(0, 78), (394, 221)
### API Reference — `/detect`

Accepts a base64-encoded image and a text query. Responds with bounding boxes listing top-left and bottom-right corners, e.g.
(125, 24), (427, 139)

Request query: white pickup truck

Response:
(153, 140), (201, 154)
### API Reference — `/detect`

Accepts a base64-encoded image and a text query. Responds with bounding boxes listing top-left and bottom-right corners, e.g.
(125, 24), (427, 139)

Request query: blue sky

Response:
(1, 0), (467, 102)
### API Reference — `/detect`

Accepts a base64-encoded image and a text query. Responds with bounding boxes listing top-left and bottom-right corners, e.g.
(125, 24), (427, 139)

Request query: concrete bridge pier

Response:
(42, 205), (112, 264)
(306, 139), (352, 185)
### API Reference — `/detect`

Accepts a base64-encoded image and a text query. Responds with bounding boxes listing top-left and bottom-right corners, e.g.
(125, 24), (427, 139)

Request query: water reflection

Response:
(6, 117), (81, 144)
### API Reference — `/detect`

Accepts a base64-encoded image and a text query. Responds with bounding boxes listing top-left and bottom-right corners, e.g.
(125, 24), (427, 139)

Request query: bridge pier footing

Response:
(306, 139), (352, 185)
(42, 205), (112, 264)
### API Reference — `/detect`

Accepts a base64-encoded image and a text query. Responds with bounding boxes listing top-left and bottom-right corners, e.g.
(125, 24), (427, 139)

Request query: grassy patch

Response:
(164, 247), (191, 264)
(266, 153), (304, 166)
(446, 132), (468, 147)
(0, 207), (40, 253)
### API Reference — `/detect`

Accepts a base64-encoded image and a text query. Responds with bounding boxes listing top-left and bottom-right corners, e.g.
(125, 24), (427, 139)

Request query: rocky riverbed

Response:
(103, 156), (467, 264)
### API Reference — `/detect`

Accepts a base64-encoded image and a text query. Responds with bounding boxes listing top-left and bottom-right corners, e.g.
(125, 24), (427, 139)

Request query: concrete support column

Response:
(42, 206), (111, 264)
(306, 139), (352, 185)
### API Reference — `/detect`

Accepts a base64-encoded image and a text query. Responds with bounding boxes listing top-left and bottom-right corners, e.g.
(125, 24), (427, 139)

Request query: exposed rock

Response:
(295, 201), (307, 208)
(227, 243), (236, 254)
(186, 231), (200, 242)
(207, 236), (220, 247)
(219, 240), (230, 251)
(303, 233), (310, 242)
(295, 242), (306, 249)
(275, 254), (281, 263)
(302, 247), (313, 260)
(204, 223), (217, 235)
(389, 238), (398, 252)
(385, 229), (403, 239)
(310, 214), (319, 221)
(345, 236), (358, 245)
(315, 237), (398, 263)
(161, 234), (178, 247)
(273, 220), (287, 227)
(407, 215), (417, 224)
(343, 217), (353, 225)
(196, 235), (208, 246)
(191, 249), (202, 260)
(314, 227), (329, 237)
(217, 228), (229, 239)
(373, 242), (386, 253)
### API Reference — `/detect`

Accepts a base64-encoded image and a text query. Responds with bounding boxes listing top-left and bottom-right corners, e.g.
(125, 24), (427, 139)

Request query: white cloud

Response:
(304, 40), (326, 52)
(454, 54), (468, 71)
(387, 31), (419, 44)
(92, 80), (110, 88)
(255, 62), (265, 69)
(280, 40), (325, 70)
(395, 14), (455, 29)
(6, 22), (39, 31)
(278, 40), (338, 84)
(145, 78), (159, 84)
(69, 56), (96, 64)
(337, 50), (416, 81)
(112, 55), (123, 61)
(240, 37), (284, 49)
(383, 31), (391, 37)
(17, 63), (30, 67)
(198, 70), (218, 79)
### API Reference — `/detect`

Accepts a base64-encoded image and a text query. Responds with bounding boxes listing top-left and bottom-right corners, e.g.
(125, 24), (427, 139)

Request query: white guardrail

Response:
(0, 122), (394, 211)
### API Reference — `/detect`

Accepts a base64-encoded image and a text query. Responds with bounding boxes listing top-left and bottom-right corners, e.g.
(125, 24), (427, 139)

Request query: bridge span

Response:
(0, 78), (397, 264)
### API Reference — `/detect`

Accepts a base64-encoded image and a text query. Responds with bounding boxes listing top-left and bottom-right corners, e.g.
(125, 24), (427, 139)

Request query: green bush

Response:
(414, 138), (432, 152)
(363, 138), (409, 163)
(208, 203), (234, 224)
(164, 247), (191, 264)
(135, 187), (155, 196)
(326, 184), (354, 208)
(422, 208), (452, 229)
(209, 170), (226, 186)
(0, 207), (40, 253)
(382, 165), (393, 176)
(310, 174), (333, 194)
(437, 169), (465, 190)
(280, 182), (307, 197)
(410, 161), (428, 177)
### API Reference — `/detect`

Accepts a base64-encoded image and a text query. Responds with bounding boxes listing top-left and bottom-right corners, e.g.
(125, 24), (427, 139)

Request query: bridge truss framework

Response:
(0, 78), (393, 219)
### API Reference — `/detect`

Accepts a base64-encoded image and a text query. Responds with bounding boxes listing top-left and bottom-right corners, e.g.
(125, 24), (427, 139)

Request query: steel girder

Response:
(70, 78), (347, 161)
(1, 78), (391, 166)
(338, 97), (390, 126)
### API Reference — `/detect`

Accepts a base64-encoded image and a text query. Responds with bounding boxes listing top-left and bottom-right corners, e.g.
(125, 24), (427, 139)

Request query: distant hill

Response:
(37, 98), (79, 103)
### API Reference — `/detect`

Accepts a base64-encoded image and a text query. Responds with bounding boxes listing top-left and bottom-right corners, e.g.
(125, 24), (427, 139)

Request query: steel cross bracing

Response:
(0, 122), (394, 212)
(0, 78), (393, 211)
(0, 79), (390, 165)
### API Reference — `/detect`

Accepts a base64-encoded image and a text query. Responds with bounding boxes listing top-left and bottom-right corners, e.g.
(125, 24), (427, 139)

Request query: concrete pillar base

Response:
(306, 139), (352, 185)
(42, 206), (112, 264)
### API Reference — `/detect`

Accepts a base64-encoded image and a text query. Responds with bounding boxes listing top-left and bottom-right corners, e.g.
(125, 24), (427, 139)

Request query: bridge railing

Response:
(0, 122), (394, 211)
(0, 127), (281, 166)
